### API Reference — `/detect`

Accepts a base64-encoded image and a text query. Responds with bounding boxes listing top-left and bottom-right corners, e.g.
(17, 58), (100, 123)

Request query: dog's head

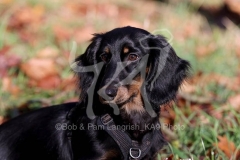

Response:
(75, 26), (190, 116)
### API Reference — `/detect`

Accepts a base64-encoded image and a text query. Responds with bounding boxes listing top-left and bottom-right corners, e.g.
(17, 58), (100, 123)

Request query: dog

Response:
(0, 26), (190, 160)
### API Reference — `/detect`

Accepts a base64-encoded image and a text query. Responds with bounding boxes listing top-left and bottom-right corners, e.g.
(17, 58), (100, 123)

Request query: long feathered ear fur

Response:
(146, 35), (190, 107)
(74, 34), (102, 102)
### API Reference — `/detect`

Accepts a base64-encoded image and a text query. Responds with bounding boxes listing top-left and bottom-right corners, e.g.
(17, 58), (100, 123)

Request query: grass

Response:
(158, 105), (240, 159)
(0, 0), (239, 159)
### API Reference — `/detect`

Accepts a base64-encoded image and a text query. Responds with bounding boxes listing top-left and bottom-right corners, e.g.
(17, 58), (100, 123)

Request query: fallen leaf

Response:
(0, 116), (5, 125)
(225, 0), (240, 15)
(236, 150), (240, 160)
(36, 47), (59, 59)
(228, 94), (240, 109)
(183, 23), (198, 38)
(18, 30), (37, 44)
(64, 97), (79, 103)
(66, 1), (91, 15)
(2, 77), (20, 95)
(210, 109), (223, 119)
(0, 46), (11, 55)
(196, 43), (216, 57)
(60, 77), (76, 91)
(8, 6), (44, 30)
(37, 75), (61, 89)
(191, 73), (240, 91)
(0, 0), (13, 5)
(0, 48), (21, 77)
(234, 35), (240, 57)
(165, 154), (174, 160)
(160, 105), (175, 126)
(0, 55), (8, 77)
(21, 58), (58, 80)
(119, 18), (142, 28)
(216, 136), (236, 158)
(53, 26), (72, 42)
(181, 83), (196, 94)
(7, 55), (21, 68)
(66, 1), (119, 18)
(73, 26), (95, 44)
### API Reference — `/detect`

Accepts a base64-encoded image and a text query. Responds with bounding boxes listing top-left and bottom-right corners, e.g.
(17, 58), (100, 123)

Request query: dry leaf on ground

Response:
(53, 26), (72, 42)
(37, 75), (61, 89)
(73, 26), (95, 44)
(2, 77), (20, 95)
(8, 6), (45, 30)
(225, 0), (240, 15)
(36, 47), (59, 59)
(216, 136), (236, 158)
(0, 46), (21, 77)
(228, 94), (240, 109)
(21, 58), (59, 80)
(196, 43), (216, 57)
(60, 77), (76, 91)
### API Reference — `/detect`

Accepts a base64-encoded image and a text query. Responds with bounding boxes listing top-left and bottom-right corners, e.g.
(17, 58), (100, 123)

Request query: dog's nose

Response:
(105, 86), (117, 99)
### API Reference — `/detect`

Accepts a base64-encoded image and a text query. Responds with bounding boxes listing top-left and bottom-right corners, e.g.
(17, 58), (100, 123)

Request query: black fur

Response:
(0, 26), (190, 160)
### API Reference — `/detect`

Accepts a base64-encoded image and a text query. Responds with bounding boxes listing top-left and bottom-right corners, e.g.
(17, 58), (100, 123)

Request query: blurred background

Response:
(0, 0), (240, 159)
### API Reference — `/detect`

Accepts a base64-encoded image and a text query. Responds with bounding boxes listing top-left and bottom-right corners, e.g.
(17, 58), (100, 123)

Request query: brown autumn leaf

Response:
(0, 45), (11, 55)
(73, 26), (95, 44)
(36, 47), (59, 59)
(236, 150), (240, 160)
(65, 1), (101, 17)
(8, 5), (44, 30)
(7, 56), (21, 68)
(0, 0), (13, 5)
(192, 73), (239, 91)
(216, 136), (236, 158)
(182, 22), (198, 38)
(2, 77), (20, 95)
(53, 26), (72, 42)
(0, 46), (10, 77)
(66, 1), (118, 18)
(210, 109), (223, 119)
(66, 1), (89, 15)
(37, 75), (61, 89)
(165, 154), (174, 160)
(225, 0), (240, 15)
(160, 105), (175, 126)
(228, 94), (240, 109)
(196, 43), (216, 57)
(0, 116), (5, 125)
(0, 47), (21, 77)
(60, 77), (76, 91)
(213, 75), (240, 91)
(181, 83), (196, 94)
(64, 97), (79, 103)
(119, 17), (143, 28)
(21, 58), (59, 80)
(18, 30), (37, 44)
(234, 36), (240, 57)
(97, 3), (133, 28)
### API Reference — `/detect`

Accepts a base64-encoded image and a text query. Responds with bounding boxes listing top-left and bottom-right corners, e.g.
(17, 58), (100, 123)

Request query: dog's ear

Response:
(146, 35), (190, 106)
(74, 34), (102, 102)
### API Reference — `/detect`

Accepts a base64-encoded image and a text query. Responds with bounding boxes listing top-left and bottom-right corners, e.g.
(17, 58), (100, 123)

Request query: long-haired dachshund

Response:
(0, 26), (190, 160)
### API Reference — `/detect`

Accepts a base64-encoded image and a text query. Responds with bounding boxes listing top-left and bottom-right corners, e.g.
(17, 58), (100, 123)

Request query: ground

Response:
(0, 0), (240, 159)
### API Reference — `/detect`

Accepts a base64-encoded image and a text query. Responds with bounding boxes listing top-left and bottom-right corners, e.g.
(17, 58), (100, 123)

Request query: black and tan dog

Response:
(0, 26), (190, 160)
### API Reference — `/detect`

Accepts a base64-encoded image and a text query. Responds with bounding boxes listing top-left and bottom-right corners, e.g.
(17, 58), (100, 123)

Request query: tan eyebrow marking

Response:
(104, 47), (110, 53)
(123, 47), (129, 54)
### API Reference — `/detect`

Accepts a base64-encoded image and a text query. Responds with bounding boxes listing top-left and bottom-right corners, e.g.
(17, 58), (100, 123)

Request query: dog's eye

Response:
(100, 53), (110, 62)
(127, 54), (139, 61)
